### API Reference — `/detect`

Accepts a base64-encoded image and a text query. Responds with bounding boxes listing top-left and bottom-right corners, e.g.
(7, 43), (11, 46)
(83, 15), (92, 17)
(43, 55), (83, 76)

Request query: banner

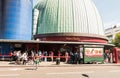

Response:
(84, 48), (104, 63)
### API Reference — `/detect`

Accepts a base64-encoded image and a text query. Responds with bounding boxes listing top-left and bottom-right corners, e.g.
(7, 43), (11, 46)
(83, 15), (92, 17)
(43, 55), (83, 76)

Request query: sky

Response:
(33, 0), (120, 29)
(93, 0), (120, 29)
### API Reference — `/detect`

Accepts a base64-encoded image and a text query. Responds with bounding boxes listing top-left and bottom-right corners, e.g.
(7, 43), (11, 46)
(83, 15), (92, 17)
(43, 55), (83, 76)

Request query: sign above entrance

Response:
(84, 47), (104, 63)
(14, 44), (22, 48)
(84, 45), (104, 48)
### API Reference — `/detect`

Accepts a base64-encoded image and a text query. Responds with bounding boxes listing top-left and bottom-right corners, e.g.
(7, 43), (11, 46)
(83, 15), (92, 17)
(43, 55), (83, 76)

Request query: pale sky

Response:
(93, 0), (120, 29)
(33, 0), (120, 29)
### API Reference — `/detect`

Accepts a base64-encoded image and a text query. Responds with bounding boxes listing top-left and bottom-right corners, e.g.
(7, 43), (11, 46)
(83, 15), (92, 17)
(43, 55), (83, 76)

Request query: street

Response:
(0, 65), (120, 78)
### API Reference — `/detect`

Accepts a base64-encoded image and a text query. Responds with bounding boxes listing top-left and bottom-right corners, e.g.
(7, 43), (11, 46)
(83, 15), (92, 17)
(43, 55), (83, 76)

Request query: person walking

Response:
(34, 54), (40, 70)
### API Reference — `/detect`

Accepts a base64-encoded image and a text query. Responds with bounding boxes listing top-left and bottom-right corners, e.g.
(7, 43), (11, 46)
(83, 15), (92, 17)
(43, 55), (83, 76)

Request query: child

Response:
(34, 54), (40, 70)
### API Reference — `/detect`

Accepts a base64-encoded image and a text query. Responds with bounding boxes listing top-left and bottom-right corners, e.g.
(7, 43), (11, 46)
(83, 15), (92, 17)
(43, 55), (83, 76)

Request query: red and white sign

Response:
(85, 48), (103, 57)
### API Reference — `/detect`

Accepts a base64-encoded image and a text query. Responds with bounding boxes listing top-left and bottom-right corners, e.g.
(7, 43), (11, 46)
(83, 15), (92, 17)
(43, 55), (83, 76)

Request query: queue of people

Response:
(10, 50), (30, 65)
(9, 50), (55, 65)
(104, 50), (113, 63)
(69, 51), (83, 64)
(9, 49), (114, 65)
(9, 49), (84, 65)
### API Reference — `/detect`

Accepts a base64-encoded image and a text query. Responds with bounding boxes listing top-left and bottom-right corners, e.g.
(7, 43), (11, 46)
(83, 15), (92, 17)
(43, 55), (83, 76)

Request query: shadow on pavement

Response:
(82, 74), (89, 78)
(25, 68), (37, 70)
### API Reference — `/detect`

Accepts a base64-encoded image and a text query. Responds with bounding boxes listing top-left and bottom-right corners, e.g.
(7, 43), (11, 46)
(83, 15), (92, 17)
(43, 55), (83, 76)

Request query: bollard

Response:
(56, 58), (60, 65)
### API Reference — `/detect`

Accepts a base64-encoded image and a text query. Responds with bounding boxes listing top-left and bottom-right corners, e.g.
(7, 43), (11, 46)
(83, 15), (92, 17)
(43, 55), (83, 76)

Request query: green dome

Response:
(34, 0), (104, 35)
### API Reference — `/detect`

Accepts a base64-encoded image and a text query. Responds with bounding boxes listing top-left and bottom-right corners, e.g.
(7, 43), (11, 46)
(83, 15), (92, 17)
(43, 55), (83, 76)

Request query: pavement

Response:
(0, 61), (120, 67)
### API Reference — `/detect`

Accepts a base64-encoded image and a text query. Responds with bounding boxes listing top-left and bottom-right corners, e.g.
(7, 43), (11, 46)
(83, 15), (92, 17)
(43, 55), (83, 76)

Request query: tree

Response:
(112, 32), (120, 47)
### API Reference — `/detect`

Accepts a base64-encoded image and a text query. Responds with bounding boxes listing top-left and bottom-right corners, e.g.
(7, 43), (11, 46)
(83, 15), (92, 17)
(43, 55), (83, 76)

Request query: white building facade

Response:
(105, 26), (120, 43)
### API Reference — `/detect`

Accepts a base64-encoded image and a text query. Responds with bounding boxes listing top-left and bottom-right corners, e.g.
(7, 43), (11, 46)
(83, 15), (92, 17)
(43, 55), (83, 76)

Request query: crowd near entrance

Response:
(18, 44), (85, 64)
(0, 42), (118, 64)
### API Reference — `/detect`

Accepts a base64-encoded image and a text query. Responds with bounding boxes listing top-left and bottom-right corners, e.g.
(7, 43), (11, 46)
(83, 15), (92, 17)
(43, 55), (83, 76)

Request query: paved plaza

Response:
(0, 61), (120, 67)
(0, 62), (120, 78)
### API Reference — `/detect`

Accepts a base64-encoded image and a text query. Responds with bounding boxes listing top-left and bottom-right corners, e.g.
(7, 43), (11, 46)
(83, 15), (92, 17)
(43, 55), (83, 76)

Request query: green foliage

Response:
(113, 32), (120, 47)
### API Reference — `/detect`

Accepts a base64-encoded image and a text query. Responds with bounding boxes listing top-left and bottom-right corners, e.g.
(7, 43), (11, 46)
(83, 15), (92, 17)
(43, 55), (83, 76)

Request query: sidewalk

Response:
(0, 61), (71, 67)
(0, 61), (120, 67)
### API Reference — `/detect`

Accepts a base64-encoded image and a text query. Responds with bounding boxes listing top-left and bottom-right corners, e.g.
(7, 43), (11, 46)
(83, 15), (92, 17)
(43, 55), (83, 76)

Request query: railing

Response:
(0, 54), (70, 61)
(0, 54), (11, 61)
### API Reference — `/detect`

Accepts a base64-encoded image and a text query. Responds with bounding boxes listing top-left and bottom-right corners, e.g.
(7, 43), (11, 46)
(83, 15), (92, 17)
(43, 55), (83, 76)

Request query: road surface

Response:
(0, 65), (120, 78)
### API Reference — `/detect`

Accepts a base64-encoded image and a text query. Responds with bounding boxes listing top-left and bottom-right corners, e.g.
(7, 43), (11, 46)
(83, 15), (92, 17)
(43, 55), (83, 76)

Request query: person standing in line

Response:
(9, 50), (13, 62)
(58, 50), (61, 58)
(16, 51), (21, 64)
(74, 51), (79, 64)
(43, 51), (48, 62)
(31, 50), (35, 64)
(70, 51), (74, 64)
(79, 51), (83, 64)
(38, 50), (42, 62)
(104, 50), (108, 63)
(65, 51), (69, 63)
(22, 52), (28, 65)
(50, 51), (54, 62)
